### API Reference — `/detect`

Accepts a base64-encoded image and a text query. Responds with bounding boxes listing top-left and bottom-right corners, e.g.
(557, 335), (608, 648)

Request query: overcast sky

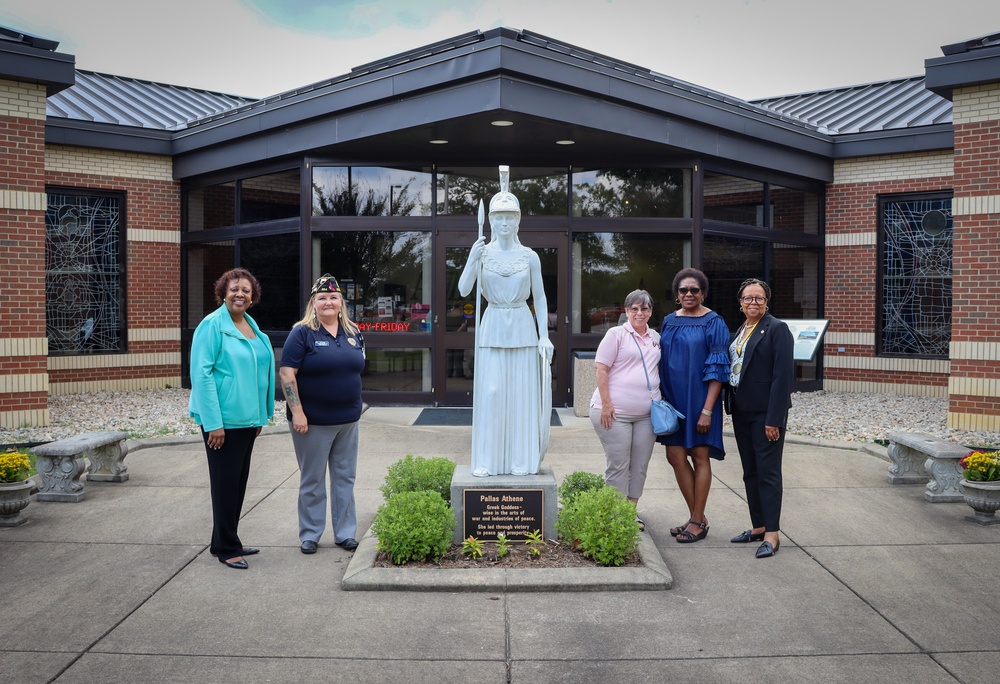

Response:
(2, 0), (998, 101)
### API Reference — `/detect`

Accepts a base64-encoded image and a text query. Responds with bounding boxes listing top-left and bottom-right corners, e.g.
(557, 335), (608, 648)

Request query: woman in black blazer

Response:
(725, 279), (794, 559)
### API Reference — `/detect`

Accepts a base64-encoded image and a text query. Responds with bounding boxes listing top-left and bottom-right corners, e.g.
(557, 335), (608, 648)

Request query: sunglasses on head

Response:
(677, 287), (701, 295)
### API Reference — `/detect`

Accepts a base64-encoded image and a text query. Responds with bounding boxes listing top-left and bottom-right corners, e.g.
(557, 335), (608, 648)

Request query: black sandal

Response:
(676, 520), (708, 543)
(669, 519), (692, 537)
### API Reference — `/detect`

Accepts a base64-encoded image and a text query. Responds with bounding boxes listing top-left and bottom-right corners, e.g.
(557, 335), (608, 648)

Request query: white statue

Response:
(458, 166), (554, 477)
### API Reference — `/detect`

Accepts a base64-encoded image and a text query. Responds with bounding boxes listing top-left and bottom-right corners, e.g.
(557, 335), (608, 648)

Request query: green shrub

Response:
(372, 490), (455, 565)
(555, 486), (640, 567)
(380, 454), (456, 504)
(557, 471), (605, 507)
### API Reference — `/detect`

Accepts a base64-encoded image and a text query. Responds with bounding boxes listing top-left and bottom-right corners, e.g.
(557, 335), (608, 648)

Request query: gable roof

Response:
(39, 27), (957, 179)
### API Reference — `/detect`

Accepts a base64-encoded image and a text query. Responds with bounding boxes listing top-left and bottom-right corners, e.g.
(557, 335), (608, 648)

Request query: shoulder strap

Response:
(631, 333), (654, 398)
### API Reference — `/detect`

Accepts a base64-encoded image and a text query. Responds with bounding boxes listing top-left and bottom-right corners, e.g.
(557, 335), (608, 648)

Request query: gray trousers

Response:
(589, 408), (656, 500)
(289, 421), (359, 544)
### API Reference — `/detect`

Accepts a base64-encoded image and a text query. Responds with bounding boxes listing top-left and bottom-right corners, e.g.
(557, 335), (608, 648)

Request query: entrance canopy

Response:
(171, 28), (833, 181)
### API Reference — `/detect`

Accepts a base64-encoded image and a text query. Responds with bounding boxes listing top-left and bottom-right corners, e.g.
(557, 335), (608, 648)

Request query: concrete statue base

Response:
(451, 466), (558, 545)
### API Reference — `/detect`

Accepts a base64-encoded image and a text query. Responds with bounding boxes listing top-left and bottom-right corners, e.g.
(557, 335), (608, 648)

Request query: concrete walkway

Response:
(1, 408), (998, 683)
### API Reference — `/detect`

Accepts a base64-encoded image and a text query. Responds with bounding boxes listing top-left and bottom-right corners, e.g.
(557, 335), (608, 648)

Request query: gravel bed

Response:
(1, 388), (997, 448)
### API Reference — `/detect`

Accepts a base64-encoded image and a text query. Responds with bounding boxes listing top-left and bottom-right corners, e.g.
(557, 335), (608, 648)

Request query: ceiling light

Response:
(429, 139), (449, 144)
(491, 120), (514, 127)
(556, 139), (575, 145)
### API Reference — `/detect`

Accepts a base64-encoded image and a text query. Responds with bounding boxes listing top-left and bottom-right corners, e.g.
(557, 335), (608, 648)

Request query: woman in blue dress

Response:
(658, 268), (730, 543)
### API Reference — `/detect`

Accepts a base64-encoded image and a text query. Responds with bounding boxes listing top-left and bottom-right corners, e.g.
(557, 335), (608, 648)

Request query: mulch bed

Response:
(374, 539), (641, 569)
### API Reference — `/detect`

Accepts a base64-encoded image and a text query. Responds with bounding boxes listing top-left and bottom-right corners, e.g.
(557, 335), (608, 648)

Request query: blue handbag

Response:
(633, 333), (684, 435)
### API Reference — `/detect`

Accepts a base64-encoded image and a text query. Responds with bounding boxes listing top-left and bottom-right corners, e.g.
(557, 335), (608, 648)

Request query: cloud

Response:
(244, 0), (485, 38)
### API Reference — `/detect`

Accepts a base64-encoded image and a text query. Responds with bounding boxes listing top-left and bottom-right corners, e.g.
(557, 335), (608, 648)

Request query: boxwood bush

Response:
(555, 485), (640, 567)
(557, 470), (605, 507)
(371, 490), (455, 565)
(380, 454), (456, 504)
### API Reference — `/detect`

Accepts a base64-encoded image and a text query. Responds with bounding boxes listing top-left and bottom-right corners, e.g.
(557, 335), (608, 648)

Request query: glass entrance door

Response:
(434, 229), (568, 406)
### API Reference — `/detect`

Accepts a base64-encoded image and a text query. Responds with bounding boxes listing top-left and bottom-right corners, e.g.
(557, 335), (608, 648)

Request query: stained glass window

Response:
(879, 195), (952, 357)
(45, 191), (126, 354)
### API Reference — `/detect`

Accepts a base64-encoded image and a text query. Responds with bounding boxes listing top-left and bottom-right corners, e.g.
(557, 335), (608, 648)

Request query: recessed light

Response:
(491, 120), (514, 127)
(429, 139), (449, 144)
(556, 139), (575, 145)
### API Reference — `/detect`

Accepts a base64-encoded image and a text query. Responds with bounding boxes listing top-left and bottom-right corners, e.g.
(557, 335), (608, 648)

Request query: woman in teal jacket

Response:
(189, 267), (275, 570)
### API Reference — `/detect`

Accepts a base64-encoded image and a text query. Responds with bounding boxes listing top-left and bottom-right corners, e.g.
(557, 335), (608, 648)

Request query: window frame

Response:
(876, 191), (954, 359)
(44, 186), (128, 356)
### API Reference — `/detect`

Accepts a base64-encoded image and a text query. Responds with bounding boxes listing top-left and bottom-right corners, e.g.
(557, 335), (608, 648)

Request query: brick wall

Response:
(0, 80), (48, 428)
(44, 146), (183, 395)
(823, 151), (953, 397)
(948, 84), (1000, 431)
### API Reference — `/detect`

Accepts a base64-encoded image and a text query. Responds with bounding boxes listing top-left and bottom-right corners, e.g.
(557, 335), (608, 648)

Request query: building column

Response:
(0, 78), (49, 429)
(949, 82), (1000, 431)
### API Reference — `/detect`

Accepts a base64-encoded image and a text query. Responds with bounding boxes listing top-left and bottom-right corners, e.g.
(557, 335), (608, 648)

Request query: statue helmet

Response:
(488, 165), (520, 216)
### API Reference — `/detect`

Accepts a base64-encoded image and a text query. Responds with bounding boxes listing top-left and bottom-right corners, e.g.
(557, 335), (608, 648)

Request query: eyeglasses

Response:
(740, 296), (767, 304)
(677, 287), (701, 295)
(627, 307), (651, 314)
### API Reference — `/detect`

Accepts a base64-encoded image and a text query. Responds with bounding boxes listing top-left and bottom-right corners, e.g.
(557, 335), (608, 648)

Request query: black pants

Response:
(732, 412), (784, 532)
(202, 427), (257, 561)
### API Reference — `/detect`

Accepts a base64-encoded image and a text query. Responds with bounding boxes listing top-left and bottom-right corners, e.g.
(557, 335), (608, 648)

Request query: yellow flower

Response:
(0, 451), (32, 483)
(961, 450), (1000, 482)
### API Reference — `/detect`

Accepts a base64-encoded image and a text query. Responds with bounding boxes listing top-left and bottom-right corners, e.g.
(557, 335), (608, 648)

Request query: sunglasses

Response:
(677, 287), (701, 295)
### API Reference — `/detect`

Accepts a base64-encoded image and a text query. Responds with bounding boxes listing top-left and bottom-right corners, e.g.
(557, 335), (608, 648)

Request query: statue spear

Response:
(474, 198), (485, 380)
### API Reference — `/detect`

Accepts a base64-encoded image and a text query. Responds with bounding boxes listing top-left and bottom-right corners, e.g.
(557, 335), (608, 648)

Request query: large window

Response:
(183, 235), (300, 333)
(702, 235), (766, 329)
(184, 241), (235, 328)
(572, 232), (689, 333)
(312, 167), (433, 216)
(313, 231), (432, 331)
(45, 189), (126, 354)
(437, 168), (568, 216)
(186, 182), (235, 231)
(878, 194), (953, 357)
(240, 169), (300, 224)
(703, 173), (764, 226)
(771, 184), (820, 234)
(573, 168), (691, 218)
(239, 233), (301, 332)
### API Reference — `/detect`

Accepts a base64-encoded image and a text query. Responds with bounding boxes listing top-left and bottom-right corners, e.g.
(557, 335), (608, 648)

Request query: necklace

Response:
(734, 320), (759, 356)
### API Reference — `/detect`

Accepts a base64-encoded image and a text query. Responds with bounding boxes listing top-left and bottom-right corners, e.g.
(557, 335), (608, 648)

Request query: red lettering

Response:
(356, 322), (412, 332)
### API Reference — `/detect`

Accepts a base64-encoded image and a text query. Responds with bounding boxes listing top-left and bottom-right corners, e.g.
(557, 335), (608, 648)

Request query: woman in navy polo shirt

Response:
(279, 274), (366, 554)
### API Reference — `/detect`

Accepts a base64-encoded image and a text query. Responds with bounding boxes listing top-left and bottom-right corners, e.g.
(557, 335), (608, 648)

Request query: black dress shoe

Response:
(219, 557), (249, 569)
(300, 540), (318, 554)
(755, 540), (780, 559)
(210, 547), (260, 557)
(731, 529), (766, 544)
(336, 538), (359, 551)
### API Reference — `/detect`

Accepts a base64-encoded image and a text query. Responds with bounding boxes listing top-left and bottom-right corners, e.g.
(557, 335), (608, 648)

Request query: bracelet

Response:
(700, 408), (713, 417)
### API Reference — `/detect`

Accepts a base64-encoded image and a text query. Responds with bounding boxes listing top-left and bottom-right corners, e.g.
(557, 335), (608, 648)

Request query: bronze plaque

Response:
(462, 489), (543, 541)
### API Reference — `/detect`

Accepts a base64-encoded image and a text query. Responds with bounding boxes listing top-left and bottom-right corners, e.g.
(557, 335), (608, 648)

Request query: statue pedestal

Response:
(451, 466), (557, 545)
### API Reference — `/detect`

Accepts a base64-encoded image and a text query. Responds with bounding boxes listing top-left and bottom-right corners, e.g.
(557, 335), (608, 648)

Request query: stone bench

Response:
(29, 431), (129, 502)
(886, 430), (970, 503)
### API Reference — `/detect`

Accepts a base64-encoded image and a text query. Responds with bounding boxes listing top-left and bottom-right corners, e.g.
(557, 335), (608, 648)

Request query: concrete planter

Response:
(0, 479), (33, 527)
(959, 479), (1000, 525)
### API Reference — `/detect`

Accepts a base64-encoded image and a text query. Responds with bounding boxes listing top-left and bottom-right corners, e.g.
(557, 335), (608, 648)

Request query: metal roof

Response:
(750, 76), (952, 135)
(46, 70), (256, 131)
(183, 28), (825, 136)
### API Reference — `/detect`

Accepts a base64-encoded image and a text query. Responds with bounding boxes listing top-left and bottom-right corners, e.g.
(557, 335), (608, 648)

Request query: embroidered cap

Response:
(311, 273), (342, 295)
